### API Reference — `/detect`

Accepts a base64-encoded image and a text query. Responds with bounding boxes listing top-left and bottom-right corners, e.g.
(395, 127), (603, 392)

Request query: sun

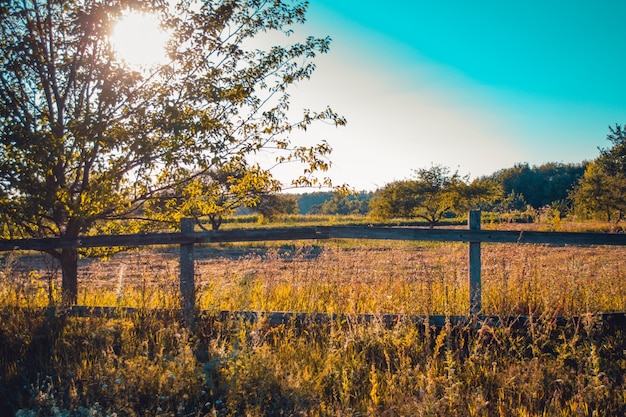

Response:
(110, 11), (169, 67)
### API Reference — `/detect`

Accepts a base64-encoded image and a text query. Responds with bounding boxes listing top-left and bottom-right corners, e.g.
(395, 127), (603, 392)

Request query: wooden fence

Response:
(2, 211), (626, 326)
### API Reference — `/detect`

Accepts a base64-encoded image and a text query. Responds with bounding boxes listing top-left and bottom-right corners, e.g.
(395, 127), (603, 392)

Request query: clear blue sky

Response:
(282, 0), (626, 190)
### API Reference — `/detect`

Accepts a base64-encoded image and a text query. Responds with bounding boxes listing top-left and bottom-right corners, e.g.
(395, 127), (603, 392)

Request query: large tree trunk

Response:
(60, 247), (78, 306)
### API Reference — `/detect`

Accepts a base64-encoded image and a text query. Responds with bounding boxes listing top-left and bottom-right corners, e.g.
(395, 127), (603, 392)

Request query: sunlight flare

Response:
(110, 11), (169, 67)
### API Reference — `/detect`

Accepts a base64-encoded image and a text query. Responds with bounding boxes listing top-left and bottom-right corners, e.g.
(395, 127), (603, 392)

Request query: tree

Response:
(252, 193), (299, 221)
(369, 180), (419, 220)
(369, 165), (499, 227)
(462, 177), (503, 213)
(571, 124), (626, 222)
(0, 0), (345, 304)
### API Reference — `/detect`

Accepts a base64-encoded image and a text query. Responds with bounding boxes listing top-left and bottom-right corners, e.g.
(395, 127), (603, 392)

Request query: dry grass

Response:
(5, 237), (624, 316)
(1, 222), (625, 416)
(191, 241), (625, 317)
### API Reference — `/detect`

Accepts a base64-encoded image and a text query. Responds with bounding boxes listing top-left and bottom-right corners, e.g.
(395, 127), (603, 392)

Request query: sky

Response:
(279, 0), (626, 191)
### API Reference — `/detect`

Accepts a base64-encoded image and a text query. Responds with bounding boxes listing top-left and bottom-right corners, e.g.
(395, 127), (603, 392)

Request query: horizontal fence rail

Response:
(1, 211), (625, 326)
(2, 226), (626, 251)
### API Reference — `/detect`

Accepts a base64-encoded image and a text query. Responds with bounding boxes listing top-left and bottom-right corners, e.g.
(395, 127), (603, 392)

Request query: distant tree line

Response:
(287, 162), (585, 220)
(275, 124), (626, 225)
(487, 162), (586, 209)
(308, 192), (372, 215)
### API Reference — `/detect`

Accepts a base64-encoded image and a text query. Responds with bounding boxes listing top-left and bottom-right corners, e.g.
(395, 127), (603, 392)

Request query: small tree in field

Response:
(370, 165), (500, 227)
(0, 0), (345, 304)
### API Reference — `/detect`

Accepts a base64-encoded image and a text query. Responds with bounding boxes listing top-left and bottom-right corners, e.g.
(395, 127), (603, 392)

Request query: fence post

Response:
(180, 218), (195, 327)
(468, 210), (482, 315)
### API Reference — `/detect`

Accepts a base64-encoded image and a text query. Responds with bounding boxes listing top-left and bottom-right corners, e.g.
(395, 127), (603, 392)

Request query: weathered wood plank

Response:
(323, 227), (626, 246)
(1, 226), (624, 252)
(61, 307), (626, 329)
(0, 232), (190, 251)
(0, 227), (328, 251)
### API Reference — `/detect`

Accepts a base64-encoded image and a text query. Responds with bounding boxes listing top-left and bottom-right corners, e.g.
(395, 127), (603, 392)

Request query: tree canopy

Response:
(369, 165), (500, 227)
(570, 124), (626, 222)
(0, 0), (345, 304)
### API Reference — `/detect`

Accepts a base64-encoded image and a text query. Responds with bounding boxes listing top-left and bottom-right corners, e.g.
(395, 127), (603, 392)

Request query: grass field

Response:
(1, 219), (625, 416)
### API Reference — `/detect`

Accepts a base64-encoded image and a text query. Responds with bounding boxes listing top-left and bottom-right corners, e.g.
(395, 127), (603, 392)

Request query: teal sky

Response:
(282, 0), (626, 190)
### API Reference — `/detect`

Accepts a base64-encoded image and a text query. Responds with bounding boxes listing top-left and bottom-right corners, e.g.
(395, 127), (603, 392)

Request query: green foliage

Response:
(369, 180), (420, 219)
(294, 191), (336, 214)
(492, 190), (529, 212)
(488, 162), (586, 209)
(251, 193), (299, 222)
(145, 160), (281, 230)
(571, 124), (626, 222)
(309, 191), (372, 215)
(370, 165), (500, 227)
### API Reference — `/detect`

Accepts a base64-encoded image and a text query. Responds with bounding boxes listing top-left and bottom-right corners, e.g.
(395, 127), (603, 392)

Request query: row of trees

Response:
(286, 125), (625, 225)
(365, 161), (590, 225)
(287, 163), (581, 223)
(489, 162), (586, 209)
